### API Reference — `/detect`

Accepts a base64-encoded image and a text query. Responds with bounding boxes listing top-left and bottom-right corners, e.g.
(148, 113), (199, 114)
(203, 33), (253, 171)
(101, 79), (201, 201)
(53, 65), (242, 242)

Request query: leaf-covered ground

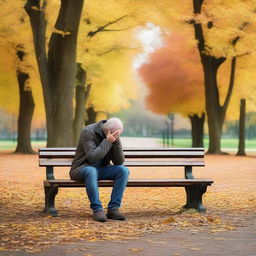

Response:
(0, 152), (255, 253)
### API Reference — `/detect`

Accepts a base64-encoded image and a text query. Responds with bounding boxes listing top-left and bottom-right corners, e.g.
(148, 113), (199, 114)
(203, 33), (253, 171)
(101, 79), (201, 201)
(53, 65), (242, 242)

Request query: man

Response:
(69, 117), (130, 222)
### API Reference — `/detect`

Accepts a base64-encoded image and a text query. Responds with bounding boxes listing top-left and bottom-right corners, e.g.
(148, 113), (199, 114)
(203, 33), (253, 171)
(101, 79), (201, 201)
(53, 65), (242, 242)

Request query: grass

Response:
(0, 140), (46, 150)
(0, 137), (255, 151)
(160, 137), (256, 150)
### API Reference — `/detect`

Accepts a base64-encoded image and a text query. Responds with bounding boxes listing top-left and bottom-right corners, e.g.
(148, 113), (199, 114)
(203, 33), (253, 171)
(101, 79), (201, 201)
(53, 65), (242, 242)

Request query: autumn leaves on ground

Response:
(0, 152), (255, 253)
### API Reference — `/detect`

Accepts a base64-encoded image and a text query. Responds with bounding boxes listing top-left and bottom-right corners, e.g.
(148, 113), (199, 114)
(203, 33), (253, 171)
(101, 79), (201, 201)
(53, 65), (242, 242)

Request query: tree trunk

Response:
(203, 57), (236, 154)
(86, 106), (97, 125)
(14, 71), (35, 154)
(73, 64), (91, 145)
(203, 57), (223, 154)
(48, 0), (84, 146)
(237, 99), (246, 156)
(25, 0), (84, 147)
(189, 113), (205, 147)
(14, 48), (35, 154)
(192, 0), (237, 154)
(24, 0), (54, 146)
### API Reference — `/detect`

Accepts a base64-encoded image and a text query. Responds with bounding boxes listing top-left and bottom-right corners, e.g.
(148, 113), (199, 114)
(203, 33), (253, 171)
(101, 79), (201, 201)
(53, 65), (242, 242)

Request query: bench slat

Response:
(39, 151), (204, 158)
(39, 159), (205, 167)
(44, 179), (214, 187)
(39, 147), (205, 152)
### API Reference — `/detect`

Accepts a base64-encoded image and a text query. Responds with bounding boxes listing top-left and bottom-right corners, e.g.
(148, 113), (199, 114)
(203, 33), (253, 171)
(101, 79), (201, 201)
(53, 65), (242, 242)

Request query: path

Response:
(115, 136), (161, 147)
(0, 222), (255, 256)
(0, 138), (256, 256)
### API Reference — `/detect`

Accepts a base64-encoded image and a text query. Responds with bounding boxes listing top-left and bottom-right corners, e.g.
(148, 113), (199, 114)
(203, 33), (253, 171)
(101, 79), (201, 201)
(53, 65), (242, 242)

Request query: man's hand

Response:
(106, 129), (121, 143)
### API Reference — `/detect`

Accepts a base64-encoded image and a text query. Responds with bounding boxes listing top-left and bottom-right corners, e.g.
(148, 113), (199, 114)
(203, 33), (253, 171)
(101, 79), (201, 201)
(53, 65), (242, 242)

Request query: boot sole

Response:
(94, 218), (107, 222)
(106, 215), (125, 220)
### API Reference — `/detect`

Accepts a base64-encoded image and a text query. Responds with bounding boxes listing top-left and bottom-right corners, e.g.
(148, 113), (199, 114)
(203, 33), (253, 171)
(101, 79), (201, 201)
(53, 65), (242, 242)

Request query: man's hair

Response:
(103, 117), (123, 132)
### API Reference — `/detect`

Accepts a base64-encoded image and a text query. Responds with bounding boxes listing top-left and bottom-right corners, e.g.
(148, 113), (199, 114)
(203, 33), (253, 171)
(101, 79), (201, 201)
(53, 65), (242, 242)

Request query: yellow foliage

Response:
(1, 0), (256, 127)
(77, 0), (146, 113)
(0, 0), (45, 127)
(202, 0), (256, 57)
(218, 54), (256, 121)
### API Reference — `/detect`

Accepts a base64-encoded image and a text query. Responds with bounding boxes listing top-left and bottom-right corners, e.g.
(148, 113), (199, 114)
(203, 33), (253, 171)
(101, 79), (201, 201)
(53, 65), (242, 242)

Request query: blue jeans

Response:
(78, 165), (130, 212)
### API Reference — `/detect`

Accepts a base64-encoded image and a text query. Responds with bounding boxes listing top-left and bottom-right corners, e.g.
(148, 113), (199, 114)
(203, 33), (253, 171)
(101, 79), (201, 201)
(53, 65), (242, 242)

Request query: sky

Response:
(133, 23), (164, 69)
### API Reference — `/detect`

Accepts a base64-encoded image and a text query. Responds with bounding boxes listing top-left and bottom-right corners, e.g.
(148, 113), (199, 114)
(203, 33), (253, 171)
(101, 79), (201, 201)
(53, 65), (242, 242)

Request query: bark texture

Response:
(86, 106), (97, 125)
(73, 64), (91, 145)
(237, 99), (246, 156)
(15, 49), (35, 154)
(189, 113), (205, 147)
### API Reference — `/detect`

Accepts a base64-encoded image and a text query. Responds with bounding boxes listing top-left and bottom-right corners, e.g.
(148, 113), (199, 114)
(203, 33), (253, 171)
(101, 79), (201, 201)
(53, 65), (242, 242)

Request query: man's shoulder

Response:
(82, 123), (97, 134)
(83, 120), (106, 134)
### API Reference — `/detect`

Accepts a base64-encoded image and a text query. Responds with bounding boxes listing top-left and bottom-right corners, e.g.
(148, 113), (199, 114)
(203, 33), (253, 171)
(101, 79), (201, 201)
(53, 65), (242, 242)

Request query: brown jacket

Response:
(69, 120), (125, 181)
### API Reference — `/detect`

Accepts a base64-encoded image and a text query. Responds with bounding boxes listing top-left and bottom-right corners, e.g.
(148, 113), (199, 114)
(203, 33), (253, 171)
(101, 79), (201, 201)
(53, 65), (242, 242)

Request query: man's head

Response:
(103, 117), (123, 135)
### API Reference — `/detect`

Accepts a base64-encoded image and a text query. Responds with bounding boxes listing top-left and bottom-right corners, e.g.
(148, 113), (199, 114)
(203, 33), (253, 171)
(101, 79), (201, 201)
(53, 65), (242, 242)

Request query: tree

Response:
(189, 113), (205, 147)
(73, 63), (91, 145)
(237, 98), (246, 156)
(25, 0), (84, 147)
(190, 0), (256, 153)
(14, 46), (35, 154)
(0, 1), (44, 153)
(139, 33), (205, 147)
(77, 6), (142, 121)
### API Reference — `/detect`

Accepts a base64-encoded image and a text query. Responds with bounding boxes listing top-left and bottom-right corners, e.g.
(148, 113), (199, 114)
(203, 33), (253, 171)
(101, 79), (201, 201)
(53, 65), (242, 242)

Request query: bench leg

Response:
(44, 184), (59, 217)
(183, 184), (207, 213)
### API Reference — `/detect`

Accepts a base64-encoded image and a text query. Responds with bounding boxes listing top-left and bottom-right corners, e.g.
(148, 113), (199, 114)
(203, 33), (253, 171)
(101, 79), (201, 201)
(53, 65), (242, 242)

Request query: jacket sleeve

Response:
(81, 129), (112, 163)
(111, 138), (125, 165)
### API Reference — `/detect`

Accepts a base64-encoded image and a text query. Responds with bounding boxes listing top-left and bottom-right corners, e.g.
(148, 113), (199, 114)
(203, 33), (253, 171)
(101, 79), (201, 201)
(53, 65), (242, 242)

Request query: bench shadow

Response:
(35, 208), (181, 220)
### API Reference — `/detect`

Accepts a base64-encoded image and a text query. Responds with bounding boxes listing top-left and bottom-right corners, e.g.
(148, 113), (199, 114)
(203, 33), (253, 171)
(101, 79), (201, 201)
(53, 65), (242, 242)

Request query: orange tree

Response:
(139, 32), (205, 147)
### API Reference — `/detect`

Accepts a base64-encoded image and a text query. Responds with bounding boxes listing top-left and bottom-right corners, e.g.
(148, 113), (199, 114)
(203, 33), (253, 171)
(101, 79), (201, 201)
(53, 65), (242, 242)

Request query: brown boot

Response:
(93, 210), (107, 222)
(106, 208), (126, 220)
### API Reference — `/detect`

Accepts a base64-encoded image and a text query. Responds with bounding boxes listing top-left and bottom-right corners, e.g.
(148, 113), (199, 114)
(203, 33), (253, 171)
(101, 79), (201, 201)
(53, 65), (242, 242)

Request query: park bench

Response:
(38, 147), (213, 217)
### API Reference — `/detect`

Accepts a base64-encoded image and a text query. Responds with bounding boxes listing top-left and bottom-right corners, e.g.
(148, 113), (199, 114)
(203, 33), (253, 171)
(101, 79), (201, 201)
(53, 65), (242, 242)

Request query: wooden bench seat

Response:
(39, 147), (213, 217)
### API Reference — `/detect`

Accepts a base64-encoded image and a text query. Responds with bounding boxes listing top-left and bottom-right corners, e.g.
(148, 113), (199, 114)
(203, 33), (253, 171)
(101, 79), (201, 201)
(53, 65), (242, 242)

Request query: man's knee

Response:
(81, 166), (98, 178)
(116, 165), (130, 177)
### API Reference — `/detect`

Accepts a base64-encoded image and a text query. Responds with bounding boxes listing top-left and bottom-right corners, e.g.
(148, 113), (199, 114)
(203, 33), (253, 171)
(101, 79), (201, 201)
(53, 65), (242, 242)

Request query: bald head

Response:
(103, 117), (123, 134)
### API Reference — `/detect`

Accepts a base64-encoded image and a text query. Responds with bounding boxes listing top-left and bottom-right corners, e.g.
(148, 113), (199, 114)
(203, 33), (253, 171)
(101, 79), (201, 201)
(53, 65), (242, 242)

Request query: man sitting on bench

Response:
(69, 118), (130, 222)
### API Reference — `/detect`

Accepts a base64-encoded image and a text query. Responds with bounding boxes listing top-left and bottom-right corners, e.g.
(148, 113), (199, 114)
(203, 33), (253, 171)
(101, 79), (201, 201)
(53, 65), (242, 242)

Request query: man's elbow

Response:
(112, 158), (125, 165)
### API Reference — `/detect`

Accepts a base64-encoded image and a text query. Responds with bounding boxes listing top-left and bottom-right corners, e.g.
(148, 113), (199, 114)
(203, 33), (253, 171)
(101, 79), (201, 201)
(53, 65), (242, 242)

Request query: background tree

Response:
(190, 0), (256, 153)
(75, 2), (145, 124)
(14, 46), (35, 154)
(73, 63), (91, 145)
(0, 1), (44, 153)
(236, 99), (246, 156)
(139, 33), (205, 147)
(25, 0), (84, 147)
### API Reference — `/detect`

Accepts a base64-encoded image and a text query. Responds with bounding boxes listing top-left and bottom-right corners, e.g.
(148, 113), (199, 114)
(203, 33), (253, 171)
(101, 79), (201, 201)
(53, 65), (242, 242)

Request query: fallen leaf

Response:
(162, 217), (176, 224)
(190, 247), (201, 251)
(207, 217), (221, 224)
(129, 248), (144, 252)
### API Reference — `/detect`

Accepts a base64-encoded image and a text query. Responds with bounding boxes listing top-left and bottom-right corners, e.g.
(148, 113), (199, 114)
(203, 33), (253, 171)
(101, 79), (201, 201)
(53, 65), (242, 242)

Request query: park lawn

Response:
(0, 140), (46, 150)
(160, 137), (256, 150)
(0, 152), (255, 253)
(1, 138), (256, 151)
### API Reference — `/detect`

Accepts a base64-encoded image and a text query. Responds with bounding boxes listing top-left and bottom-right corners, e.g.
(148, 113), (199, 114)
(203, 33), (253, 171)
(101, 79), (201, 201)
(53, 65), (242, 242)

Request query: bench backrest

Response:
(38, 147), (205, 167)
(38, 147), (205, 180)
